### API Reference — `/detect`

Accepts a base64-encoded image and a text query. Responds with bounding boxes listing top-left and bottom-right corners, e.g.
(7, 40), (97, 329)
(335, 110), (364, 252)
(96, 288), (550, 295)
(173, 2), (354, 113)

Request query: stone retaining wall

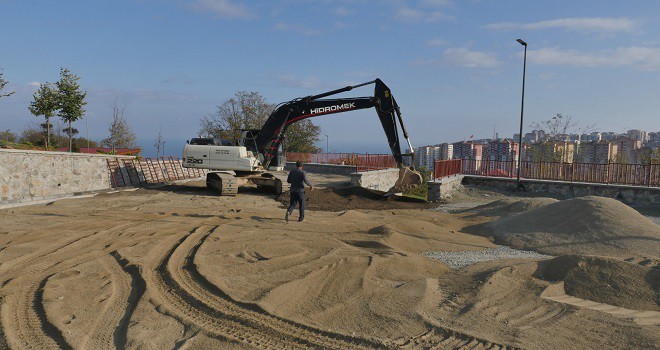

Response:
(0, 149), (133, 205)
(427, 175), (465, 202)
(463, 175), (660, 205)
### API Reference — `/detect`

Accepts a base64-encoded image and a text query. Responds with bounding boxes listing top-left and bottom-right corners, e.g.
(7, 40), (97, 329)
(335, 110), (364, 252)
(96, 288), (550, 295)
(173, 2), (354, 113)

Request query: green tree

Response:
(28, 82), (59, 150)
(55, 68), (87, 152)
(284, 120), (321, 153)
(101, 99), (137, 152)
(200, 91), (321, 152)
(200, 91), (272, 142)
(0, 68), (15, 98)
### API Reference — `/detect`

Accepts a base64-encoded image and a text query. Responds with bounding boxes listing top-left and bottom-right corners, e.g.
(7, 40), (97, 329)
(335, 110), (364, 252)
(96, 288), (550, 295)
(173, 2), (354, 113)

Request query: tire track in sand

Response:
(145, 225), (389, 349)
(78, 251), (145, 350)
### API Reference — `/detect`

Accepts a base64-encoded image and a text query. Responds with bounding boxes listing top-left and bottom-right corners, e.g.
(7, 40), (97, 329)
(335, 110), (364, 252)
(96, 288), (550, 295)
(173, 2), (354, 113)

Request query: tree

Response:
(154, 128), (165, 158)
(529, 113), (595, 162)
(101, 99), (137, 152)
(200, 91), (272, 142)
(1, 130), (16, 143)
(284, 120), (321, 153)
(0, 68), (15, 98)
(55, 67), (87, 152)
(200, 91), (321, 152)
(28, 82), (59, 150)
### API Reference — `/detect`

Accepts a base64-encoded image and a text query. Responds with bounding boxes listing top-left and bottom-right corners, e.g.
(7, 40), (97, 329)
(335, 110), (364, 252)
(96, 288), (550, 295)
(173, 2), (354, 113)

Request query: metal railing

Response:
(286, 152), (397, 172)
(433, 159), (462, 179)
(107, 157), (208, 188)
(433, 158), (660, 187)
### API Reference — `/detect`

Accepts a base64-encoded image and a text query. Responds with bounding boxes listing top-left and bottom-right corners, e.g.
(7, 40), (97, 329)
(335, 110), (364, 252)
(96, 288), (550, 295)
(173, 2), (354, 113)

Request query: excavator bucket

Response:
(390, 167), (423, 193)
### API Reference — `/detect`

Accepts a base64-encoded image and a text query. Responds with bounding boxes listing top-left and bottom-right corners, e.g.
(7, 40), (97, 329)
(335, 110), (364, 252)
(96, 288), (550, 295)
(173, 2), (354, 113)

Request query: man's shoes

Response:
(298, 217), (304, 222)
(285, 211), (290, 222)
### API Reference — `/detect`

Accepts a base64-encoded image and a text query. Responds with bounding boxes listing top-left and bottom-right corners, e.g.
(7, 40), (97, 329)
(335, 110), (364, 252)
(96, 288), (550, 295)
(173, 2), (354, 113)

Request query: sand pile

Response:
(464, 197), (558, 217)
(486, 196), (660, 257)
(278, 187), (435, 211)
(538, 255), (659, 311)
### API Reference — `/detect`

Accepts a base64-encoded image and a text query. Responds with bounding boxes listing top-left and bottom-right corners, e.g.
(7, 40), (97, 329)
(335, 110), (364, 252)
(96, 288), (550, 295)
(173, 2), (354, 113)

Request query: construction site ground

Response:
(0, 173), (658, 349)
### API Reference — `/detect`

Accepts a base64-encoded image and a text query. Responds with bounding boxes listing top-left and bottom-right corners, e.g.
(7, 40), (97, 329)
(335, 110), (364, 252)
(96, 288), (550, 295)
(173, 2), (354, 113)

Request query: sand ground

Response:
(0, 174), (658, 349)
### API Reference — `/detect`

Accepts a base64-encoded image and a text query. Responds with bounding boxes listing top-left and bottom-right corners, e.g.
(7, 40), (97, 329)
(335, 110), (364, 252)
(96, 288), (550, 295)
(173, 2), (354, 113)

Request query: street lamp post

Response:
(516, 38), (527, 190)
(324, 134), (329, 155)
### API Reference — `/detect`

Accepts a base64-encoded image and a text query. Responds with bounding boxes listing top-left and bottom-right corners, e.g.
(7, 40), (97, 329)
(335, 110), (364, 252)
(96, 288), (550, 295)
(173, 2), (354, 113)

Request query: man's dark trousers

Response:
(288, 189), (305, 221)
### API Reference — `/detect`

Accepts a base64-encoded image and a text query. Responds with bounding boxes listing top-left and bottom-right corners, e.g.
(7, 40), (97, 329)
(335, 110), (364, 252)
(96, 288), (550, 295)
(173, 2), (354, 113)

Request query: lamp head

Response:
(516, 39), (527, 46)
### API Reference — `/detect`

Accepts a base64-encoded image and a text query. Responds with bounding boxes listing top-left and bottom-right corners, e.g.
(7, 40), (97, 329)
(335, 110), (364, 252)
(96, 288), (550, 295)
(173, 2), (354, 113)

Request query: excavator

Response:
(182, 78), (422, 195)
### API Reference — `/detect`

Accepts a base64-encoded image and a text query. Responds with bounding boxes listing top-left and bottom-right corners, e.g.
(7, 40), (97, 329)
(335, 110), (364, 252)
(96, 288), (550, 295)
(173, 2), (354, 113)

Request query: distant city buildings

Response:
(411, 128), (658, 167)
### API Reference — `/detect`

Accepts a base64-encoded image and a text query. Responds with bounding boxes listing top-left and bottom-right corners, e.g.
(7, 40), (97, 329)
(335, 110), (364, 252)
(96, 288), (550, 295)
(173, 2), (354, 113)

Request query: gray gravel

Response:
(423, 246), (552, 269)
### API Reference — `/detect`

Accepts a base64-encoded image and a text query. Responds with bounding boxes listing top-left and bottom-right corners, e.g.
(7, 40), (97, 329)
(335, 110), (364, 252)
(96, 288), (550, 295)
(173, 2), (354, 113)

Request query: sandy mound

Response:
(538, 255), (659, 311)
(464, 197), (558, 217)
(278, 187), (435, 211)
(486, 196), (660, 257)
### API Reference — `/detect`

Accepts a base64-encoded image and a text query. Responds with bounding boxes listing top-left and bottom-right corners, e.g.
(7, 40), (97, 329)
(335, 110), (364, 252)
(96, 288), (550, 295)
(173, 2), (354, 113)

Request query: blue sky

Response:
(1, 0), (659, 156)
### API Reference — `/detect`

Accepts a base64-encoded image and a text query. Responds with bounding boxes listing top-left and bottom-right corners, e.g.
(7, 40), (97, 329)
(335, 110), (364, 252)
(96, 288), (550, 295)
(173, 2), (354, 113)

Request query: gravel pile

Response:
(423, 246), (551, 269)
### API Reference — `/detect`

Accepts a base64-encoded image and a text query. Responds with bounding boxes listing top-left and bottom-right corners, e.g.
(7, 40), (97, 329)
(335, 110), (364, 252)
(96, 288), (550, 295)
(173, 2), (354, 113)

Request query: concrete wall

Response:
(285, 162), (357, 176)
(0, 149), (133, 205)
(462, 175), (660, 205)
(350, 168), (399, 192)
(427, 175), (464, 202)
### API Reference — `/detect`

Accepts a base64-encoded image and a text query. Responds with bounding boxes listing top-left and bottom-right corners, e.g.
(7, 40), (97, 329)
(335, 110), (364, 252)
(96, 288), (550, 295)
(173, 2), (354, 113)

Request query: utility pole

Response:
(516, 38), (528, 191)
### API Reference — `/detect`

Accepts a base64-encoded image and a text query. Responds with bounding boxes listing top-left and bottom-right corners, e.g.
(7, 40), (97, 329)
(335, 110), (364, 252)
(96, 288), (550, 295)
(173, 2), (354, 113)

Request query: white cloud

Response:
(187, 0), (255, 20)
(274, 22), (320, 35)
(487, 17), (640, 34)
(529, 46), (660, 70)
(395, 7), (453, 22)
(277, 75), (322, 89)
(27, 81), (41, 87)
(333, 7), (353, 16)
(419, 0), (452, 7)
(442, 48), (500, 68)
(426, 38), (446, 46)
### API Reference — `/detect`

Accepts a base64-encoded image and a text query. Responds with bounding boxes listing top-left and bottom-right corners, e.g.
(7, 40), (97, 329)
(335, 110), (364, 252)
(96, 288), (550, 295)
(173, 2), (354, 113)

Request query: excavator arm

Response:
(254, 79), (415, 171)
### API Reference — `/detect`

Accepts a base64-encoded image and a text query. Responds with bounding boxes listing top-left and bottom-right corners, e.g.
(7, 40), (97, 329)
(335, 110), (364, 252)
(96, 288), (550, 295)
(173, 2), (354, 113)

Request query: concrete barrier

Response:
(0, 149), (133, 205)
(284, 162), (357, 176)
(349, 168), (399, 192)
(427, 175), (464, 202)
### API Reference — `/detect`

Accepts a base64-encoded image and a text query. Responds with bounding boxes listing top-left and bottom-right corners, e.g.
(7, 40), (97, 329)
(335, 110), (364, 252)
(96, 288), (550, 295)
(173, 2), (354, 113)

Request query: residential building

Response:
(575, 141), (618, 164)
(439, 143), (453, 160)
(611, 137), (641, 163)
(487, 139), (519, 162)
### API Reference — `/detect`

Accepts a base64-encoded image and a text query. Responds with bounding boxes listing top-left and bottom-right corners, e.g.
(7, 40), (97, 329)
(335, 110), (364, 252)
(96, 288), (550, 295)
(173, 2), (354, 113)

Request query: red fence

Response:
(287, 152), (397, 172)
(433, 159), (462, 179)
(434, 159), (660, 187)
(107, 157), (208, 188)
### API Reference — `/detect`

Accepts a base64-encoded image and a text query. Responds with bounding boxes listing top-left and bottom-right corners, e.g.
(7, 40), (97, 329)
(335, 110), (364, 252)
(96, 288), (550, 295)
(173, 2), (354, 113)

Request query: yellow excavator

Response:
(182, 79), (422, 195)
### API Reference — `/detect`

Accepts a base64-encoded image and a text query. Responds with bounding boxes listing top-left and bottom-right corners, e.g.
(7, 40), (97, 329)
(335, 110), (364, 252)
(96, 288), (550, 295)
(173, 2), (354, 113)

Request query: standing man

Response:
(286, 161), (314, 222)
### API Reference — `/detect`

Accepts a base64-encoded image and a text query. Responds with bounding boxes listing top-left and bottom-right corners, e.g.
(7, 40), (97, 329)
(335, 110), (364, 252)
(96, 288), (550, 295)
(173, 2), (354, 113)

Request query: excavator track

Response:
(272, 173), (290, 195)
(206, 172), (239, 196)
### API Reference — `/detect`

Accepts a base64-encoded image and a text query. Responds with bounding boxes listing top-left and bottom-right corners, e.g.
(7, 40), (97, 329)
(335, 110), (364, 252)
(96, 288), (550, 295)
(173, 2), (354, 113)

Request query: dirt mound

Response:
(278, 187), (435, 211)
(538, 255), (659, 311)
(486, 196), (660, 257)
(464, 197), (558, 217)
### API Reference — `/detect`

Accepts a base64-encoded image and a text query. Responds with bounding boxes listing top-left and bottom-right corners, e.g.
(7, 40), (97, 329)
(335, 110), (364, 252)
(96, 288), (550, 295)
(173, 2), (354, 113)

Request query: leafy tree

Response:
(284, 120), (321, 153)
(73, 137), (99, 149)
(1, 130), (17, 142)
(200, 90), (321, 152)
(55, 67), (87, 152)
(28, 82), (59, 150)
(101, 99), (137, 152)
(0, 68), (15, 98)
(200, 91), (271, 142)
